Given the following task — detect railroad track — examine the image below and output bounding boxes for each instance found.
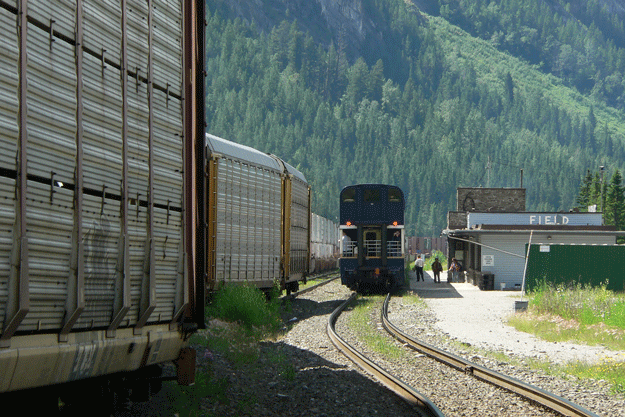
[327,293,444,417]
[327,292,601,416]
[290,271,340,297]
[381,293,600,417]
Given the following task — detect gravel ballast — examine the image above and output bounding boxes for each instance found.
[167,272,624,416]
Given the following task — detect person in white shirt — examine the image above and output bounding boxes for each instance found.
[414,254,424,281]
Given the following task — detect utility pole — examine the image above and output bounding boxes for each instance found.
[600,165,605,221]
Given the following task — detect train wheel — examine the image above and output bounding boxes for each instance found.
[285,281,299,295]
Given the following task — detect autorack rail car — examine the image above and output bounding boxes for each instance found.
[0,0,206,412]
[339,184,406,293]
[310,213,340,273]
[205,133,311,294]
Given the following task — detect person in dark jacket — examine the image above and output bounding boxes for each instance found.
[432,257,442,283]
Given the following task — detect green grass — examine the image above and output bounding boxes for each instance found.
[401,292,427,307]
[507,281,625,395]
[565,356,625,394]
[347,295,408,360]
[266,350,296,381]
[207,283,284,332]
[169,283,293,416]
[167,372,229,417]
[528,281,625,325]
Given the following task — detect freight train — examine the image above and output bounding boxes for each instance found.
[0,0,337,413]
[339,184,406,293]
[205,133,339,293]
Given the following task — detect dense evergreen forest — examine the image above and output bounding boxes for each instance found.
[204,0,625,236]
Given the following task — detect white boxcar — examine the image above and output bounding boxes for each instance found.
[310,213,339,273]
[0,0,204,410]
[206,133,283,289]
[206,134,310,293]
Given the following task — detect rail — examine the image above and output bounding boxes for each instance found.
[327,294,444,417]
[287,272,339,298]
[381,294,600,417]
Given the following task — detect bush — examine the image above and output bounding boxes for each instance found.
[424,250,447,271]
[528,280,625,330]
[208,283,283,332]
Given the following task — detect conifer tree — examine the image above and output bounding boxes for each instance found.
[575,169,593,210]
[605,169,625,230]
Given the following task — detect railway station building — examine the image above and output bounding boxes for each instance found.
[442,187,625,291]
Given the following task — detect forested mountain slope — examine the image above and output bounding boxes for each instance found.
[204,0,625,235]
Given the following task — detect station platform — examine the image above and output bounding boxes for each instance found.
[407,269,454,291]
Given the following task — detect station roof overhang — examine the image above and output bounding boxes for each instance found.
[442,225,625,238]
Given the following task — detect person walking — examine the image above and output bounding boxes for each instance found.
[448,258,461,283]
[432,257,442,283]
[414,254,424,281]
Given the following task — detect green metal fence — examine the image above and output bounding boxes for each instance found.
[525,244,625,292]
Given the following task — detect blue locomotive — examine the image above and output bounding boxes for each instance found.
[339,184,406,293]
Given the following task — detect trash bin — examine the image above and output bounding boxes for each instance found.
[482,273,494,291]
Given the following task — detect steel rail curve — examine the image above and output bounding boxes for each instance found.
[327,293,444,417]
[381,294,600,417]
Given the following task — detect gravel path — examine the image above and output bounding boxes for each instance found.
[411,271,625,365]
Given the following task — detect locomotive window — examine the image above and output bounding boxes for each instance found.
[364,189,380,203]
[342,189,356,202]
[388,189,402,202]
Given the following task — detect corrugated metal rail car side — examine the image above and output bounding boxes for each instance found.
[0,0,205,405]
[280,160,311,293]
[206,134,284,291]
[205,134,311,294]
[310,214,339,273]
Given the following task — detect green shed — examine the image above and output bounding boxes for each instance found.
[524,244,625,292]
